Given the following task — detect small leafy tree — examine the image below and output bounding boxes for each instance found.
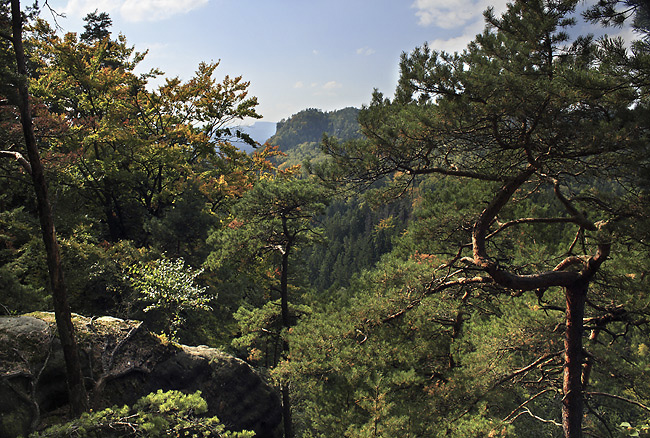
[128,257,213,340]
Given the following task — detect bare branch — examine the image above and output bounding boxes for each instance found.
[473,165,537,269]
[567,228,582,254]
[0,30,13,43]
[586,392,650,413]
[551,179,596,231]
[452,350,562,426]
[380,274,493,324]
[514,407,562,427]
[405,165,505,182]
[493,350,563,388]
[487,216,577,240]
[554,256,587,272]
[42,0,66,32]
[503,388,558,422]
[0,150,32,174]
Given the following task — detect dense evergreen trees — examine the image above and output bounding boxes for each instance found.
[300,1,650,437]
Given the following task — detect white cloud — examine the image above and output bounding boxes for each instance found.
[427,18,485,53]
[356,46,376,56]
[59,0,209,22]
[60,0,120,17]
[294,81,304,89]
[312,49,320,55]
[411,0,507,29]
[322,81,342,90]
[121,0,209,22]
[412,0,509,54]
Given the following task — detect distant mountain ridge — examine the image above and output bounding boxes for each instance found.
[268,107,362,153]
[231,108,361,156]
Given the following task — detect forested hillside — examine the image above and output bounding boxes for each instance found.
[267,107,363,170]
[270,107,362,152]
[1,1,650,438]
[268,107,407,291]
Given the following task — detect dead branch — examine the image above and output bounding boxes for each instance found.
[451,350,563,425]
[0,149,32,174]
[551,179,596,231]
[487,216,577,241]
[510,407,562,427]
[503,388,558,422]
[586,392,650,413]
[380,274,493,324]
[104,322,142,373]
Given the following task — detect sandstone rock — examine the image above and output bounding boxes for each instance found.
[0,313,282,437]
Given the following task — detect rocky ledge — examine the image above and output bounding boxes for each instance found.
[0,313,282,437]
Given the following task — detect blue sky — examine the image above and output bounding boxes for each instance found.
[43,0,631,123]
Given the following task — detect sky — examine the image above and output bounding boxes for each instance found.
[42,0,631,123]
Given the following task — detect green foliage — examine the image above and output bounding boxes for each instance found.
[128,257,213,340]
[269,108,361,153]
[620,421,650,437]
[26,19,263,247]
[207,177,329,276]
[232,299,312,367]
[0,206,48,314]
[31,390,254,437]
[1,9,274,332]
[80,10,112,43]
[2,3,650,437]
[268,107,363,174]
[301,195,409,293]
[286,2,650,436]
[207,177,329,365]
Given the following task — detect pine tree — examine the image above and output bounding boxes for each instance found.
[321,1,648,436]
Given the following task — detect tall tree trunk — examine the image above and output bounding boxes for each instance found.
[10,0,88,416]
[281,384,293,438]
[563,281,587,438]
[280,239,293,438]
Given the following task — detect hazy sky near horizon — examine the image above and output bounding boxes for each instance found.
[43,1,630,123]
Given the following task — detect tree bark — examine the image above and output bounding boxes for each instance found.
[471,169,611,438]
[563,281,587,438]
[281,384,293,438]
[10,0,88,416]
[280,215,293,438]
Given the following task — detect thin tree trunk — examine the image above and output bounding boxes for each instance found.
[277,213,294,438]
[563,281,587,438]
[280,245,293,438]
[10,0,88,416]
[281,385,293,438]
[280,250,291,330]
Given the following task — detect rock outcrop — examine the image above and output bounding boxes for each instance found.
[0,313,282,437]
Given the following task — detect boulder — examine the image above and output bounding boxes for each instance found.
[0,313,282,437]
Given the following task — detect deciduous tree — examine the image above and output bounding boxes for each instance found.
[1,0,88,415]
